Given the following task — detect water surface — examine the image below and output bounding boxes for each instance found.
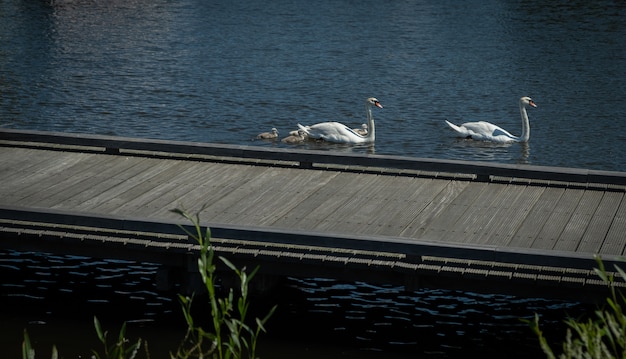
[1,0,625,170]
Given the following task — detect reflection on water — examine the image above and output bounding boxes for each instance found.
[446,138,532,165]
[0,250,593,358]
[518,142,530,165]
[0,0,624,170]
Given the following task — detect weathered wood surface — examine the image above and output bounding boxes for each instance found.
[2,131,624,255]
[1,129,626,301]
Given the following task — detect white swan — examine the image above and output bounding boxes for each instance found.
[257,127,279,139]
[297,97,383,144]
[444,96,537,143]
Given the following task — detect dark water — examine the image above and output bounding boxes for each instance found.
[1,0,625,170]
[0,250,590,358]
[0,0,623,357]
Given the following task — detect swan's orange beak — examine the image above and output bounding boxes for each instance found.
[529,100,537,108]
[375,101,383,109]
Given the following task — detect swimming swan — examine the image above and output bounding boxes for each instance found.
[444,96,537,143]
[297,97,383,144]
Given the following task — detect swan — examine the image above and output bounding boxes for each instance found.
[281,130,306,144]
[444,96,537,143]
[257,127,279,139]
[297,97,383,144]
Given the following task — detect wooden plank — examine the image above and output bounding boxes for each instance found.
[434,182,510,244]
[266,169,345,229]
[481,185,545,246]
[355,176,437,236]
[0,150,98,200]
[270,171,361,231]
[462,183,528,245]
[44,156,154,210]
[507,188,565,248]
[208,167,312,225]
[0,148,57,182]
[316,174,400,234]
[401,180,480,240]
[0,147,23,173]
[577,191,624,254]
[196,166,293,224]
[0,148,57,196]
[294,172,378,233]
[4,153,120,206]
[113,161,259,218]
[74,159,188,212]
[599,196,626,256]
[333,175,400,234]
[157,163,314,223]
[553,190,604,252]
[34,155,169,209]
[248,170,335,227]
[106,161,225,216]
[531,189,585,250]
[22,155,156,210]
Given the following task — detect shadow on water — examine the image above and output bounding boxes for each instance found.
[0,250,595,358]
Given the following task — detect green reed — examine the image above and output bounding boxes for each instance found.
[22,207,275,359]
[169,208,276,359]
[527,255,626,359]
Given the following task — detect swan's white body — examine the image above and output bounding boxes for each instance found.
[257,128,279,139]
[297,97,382,144]
[445,97,537,143]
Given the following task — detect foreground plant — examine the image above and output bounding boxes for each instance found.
[170,208,276,359]
[22,317,143,359]
[528,255,626,359]
[22,208,275,358]
[22,329,56,359]
[92,316,143,359]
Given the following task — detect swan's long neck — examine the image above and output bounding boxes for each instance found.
[365,103,375,141]
[519,102,530,142]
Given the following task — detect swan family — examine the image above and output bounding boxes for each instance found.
[257,96,537,145]
[297,97,382,144]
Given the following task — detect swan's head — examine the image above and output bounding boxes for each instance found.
[366,97,383,109]
[520,97,537,108]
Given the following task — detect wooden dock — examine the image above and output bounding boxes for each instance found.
[1,128,626,303]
